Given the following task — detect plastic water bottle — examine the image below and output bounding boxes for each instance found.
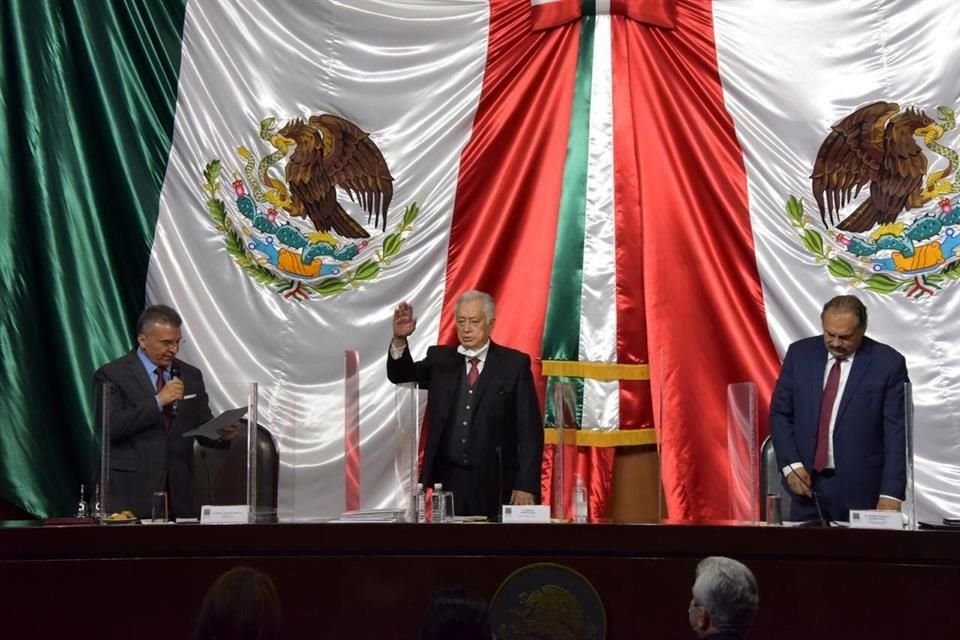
[431,483,444,523]
[415,483,426,523]
[574,474,587,524]
[75,483,89,519]
[93,483,102,521]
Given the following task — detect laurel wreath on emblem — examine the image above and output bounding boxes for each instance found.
[201,115,419,300]
[787,102,960,299]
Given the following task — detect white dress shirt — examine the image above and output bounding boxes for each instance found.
[456,341,490,375]
[389,340,491,376]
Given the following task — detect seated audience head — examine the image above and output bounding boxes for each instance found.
[688,556,758,638]
[195,566,281,640]
[421,585,492,640]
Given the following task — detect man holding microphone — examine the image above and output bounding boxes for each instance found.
[94,304,237,519]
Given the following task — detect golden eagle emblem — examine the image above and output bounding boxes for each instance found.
[278,114,394,239]
[201,113,419,301]
[490,563,605,640]
[812,101,953,232]
[786,100,960,299]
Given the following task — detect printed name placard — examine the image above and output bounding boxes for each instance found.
[849,509,903,530]
[200,504,250,525]
[501,505,551,523]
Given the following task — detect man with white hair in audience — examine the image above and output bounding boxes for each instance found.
[688,556,759,639]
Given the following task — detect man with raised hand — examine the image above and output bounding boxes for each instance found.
[387,291,543,520]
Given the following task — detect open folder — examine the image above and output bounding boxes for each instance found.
[181,406,248,439]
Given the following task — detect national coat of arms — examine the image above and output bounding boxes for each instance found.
[787,101,960,298]
[202,114,418,300]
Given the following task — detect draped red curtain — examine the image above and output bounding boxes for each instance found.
[614,0,779,518]
[438,0,780,520]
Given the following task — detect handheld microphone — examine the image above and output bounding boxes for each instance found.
[170,362,181,416]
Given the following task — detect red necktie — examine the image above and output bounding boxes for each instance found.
[155,367,173,432]
[814,358,844,471]
[467,357,480,387]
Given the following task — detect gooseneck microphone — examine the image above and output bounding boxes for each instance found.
[170,361,181,416]
[811,490,830,528]
[787,468,831,527]
[496,445,503,523]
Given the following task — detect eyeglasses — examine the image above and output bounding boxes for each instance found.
[149,338,187,349]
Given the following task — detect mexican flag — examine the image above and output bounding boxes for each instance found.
[3,0,959,522]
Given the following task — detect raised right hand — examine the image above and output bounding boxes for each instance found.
[392,302,417,345]
[157,378,184,407]
[786,467,813,498]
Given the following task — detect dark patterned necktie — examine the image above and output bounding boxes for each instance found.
[155,367,173,432]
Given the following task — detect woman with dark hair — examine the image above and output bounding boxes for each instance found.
[195,566,281,640]
[421,586,493,640]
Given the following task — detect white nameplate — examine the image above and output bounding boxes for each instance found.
[849,509,903,530]
[501,505,551,523]
[200,504,250,525]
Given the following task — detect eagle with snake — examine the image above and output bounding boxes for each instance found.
[277,114,393,239]
[812,101,953,233]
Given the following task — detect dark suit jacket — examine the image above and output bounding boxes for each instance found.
[386,341,543,513]
[93,350,217,518]
[770,335,908,511]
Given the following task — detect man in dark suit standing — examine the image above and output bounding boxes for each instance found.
[387,291,543,519]
[94,305,237,519]
[770,295,908,522]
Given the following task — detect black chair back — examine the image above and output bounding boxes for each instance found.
[193,421,279,519]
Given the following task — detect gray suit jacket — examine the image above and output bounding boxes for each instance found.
[93,350,216,518]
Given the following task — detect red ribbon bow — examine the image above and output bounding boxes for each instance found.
[530,0,678,31]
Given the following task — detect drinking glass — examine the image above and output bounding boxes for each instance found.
[441,491,455,522]
[151,491,169,522]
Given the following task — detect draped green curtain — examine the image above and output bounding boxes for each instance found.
[0,0,188,517]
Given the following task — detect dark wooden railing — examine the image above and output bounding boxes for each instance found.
[1,520,955,639]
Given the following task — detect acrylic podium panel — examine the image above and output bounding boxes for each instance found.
[392,383,423,522]
[246,381,348,522]
[904,382,916,530]
[251,353,422,523]
[726,382,759,522]
[252,385,345,522]
[546,380,580,520]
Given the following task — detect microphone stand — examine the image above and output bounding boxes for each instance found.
[812,490,831,527]
[495,445,503,523]
[789,469,833,527]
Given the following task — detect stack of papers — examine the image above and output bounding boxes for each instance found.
[336,508,407,523]
[182,407,248,439]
